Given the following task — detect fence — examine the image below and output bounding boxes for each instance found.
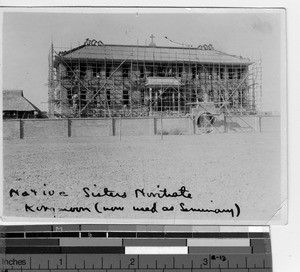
[3,115,281,140]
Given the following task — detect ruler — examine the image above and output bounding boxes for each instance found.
[0,225,272,271]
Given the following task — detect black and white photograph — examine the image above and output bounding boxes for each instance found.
[1,7,287,224]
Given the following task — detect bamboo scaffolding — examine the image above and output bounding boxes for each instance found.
[48,42,262,119]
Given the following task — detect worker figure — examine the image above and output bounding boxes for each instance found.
[72,94,79,110]
[204,92,209,102]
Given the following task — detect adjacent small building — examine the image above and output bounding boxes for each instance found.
[3,90,41,119]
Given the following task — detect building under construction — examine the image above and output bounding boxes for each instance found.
[48,38,262,119]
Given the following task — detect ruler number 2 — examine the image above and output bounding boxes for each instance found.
[129,258,135,266]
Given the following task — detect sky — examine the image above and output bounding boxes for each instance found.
[2,8,285,112]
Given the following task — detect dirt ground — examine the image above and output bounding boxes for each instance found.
[3,132,283,224]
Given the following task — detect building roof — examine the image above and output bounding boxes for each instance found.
[3,90,40,112]
[55,44,252,66]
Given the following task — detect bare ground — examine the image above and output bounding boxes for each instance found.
[3,132,282,224]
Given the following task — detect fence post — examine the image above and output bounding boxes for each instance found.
[150,117,155,135]
[119,116,122,141]
[67,119,72,137]
[259,116,262,132]
[160,115,163,140]
[110,118,115,136]
[20,120,24,139]
[224,115,227,133]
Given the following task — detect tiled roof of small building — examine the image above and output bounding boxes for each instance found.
[55,44,252,65]
[3,90,40,112]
